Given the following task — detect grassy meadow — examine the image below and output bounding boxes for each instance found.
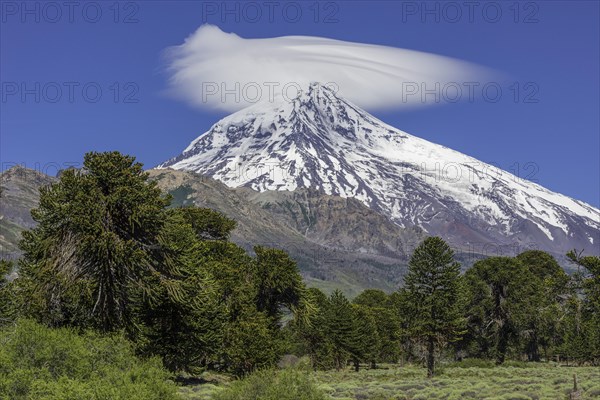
[178,363,600,400]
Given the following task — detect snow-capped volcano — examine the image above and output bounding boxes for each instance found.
[159,83,599,255]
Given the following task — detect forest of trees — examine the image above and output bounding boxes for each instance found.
[0,151,599,394]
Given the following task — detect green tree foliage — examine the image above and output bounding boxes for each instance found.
[135,207,228,372]
[176,206,237,241]
[191,239,277,376]
[134,204,290,375]
[353,289,389,308]
[353,289,401,365]
[0,260,14,325]
[563,250,600,364]
[401,237,464,377]
[201,241,255,322]
[200,242,309,375]
[11,151,310,377]
[223,309,281,376]
[515,250,570,361]
[16,152,172,332]
[348,304,379,371]
[558,295,590,363]
[289,288,388,372]
[201,245,310,376]
[9,149,599,382]
[463,257,535,365]
[252,246,307,322]
[326,290,355,371]
[517,250,569,289]
[0,319,177,400]
[288,288,335,370]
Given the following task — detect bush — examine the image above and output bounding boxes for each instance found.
[0,319,177,400]
[213,368,326,400]
[442,358,496,369]
[502,360,535,368]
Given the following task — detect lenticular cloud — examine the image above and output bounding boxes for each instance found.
[165,25,491,112]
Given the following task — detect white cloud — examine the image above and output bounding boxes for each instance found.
[164,25,493,112]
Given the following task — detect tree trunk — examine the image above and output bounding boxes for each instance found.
[527,333,540,362]
[496,340,506,365]
[496,323,509,365]
[427,336,435,378]
[493,283,510,365]
[353,358,360,372]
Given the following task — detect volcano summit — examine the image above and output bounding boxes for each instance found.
[159,83,600,256]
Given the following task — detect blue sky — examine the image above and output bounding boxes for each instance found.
[1,1,599,207]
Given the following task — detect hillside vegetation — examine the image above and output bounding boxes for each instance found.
[0,319,177,400]
[1,151,598,400]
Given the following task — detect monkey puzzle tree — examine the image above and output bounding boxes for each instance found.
[353,289,402,365]
[463,256,534,364]
[349,304,379,371]
[135,207,231,372]
[252,246,307,323]
[17,151,172,332]
[516,250,570,361]
[565,250,600,364]
[401,237,465,377]
[327,290,355,371]
[289,287,335,370]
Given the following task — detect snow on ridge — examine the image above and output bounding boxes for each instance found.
[159,83,600,244]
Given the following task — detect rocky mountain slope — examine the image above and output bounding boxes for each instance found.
[241,188,424,259]
[159,83,599,256]
[148,169,425,295]
[3,165,591,293]
[0,166,426,295]
[0,166,56,258]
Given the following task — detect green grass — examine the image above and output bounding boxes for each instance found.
[178,363,600,400]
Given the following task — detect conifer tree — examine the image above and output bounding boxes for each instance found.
[566,250,600,363]
[17,151,172,332]
[353,289,401,365]
[327,290,355,371]
[516,250,569,361]
[252,246,306,322]
[463,257,533,364]
[349,304,379,371]
[402,237,464,377]
[291,287,335,370]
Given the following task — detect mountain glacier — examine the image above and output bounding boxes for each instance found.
[159,83,599,256]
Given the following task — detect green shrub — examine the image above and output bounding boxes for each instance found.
[213,368,326,400]
[502,360,535,368]
[440,358,496,371]
[0,319,177,400]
